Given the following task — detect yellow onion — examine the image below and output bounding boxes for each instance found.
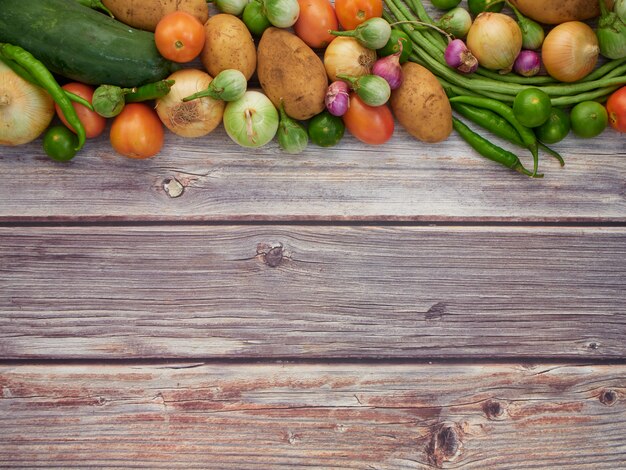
[466,12,523,73]
[155,68,225,138]
[323,37,377,82]
[0,60,55,146]
[542,21,599,83]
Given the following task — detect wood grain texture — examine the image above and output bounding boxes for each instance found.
[1,126,624,222]
[1,362,624,469]
[2,225,624,359]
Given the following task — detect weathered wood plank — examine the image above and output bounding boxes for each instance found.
[1,126,624,222]
[0,362,624,469]
[2,225,624,359]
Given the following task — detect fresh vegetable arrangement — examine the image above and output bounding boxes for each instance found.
[0,0,624,178]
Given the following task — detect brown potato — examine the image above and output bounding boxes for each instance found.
[390,62,452,144]
[102,0,209,31]
[257,28,328,121]
[200,14,256,81]
[509,0,613,24]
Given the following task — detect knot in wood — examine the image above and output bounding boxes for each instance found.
[599,389,618,406]
[427,423,462,468]
[483,399,505,420]
[163,177,184,198]
[264,246,284,268]
[425,302,447,320]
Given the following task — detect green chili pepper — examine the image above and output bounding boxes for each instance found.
[0,56,94,111]
[124,79,175,103]
[452,117,539,178]
[0,43,86,151]
[452,101,525,147]
[92,79,175,117]
[451,101,565,167]
[449,95,540,176]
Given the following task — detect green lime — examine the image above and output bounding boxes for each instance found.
[377,30,412,64]
[570,101,608,138]
[431,0,462,9]
[468,0,504,15]
[513,88,552,128]
[242,0,270,37]
[534,107,570,144]
[308,111,345,147]
[42,125,78,162]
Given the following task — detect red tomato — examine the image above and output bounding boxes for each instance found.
[342,93,394,145]
[293,0,339,49]
[55,82,106,139]
[606,86,626,133]
[110,103,164,159]
[154,11,205,63]
[334,0,383,31]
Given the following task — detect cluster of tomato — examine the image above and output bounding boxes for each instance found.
[49,0,396,160]
[155,0,396,147]
[294,0,395,145]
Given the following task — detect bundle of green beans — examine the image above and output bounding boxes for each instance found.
[383,0,626,106]
[382,0,626,177]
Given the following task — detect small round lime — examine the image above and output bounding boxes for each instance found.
[534,107,570,144]
[308,111,345,147]
[513,88,552,128]
[42,126,78,162]
[570,101,608,138]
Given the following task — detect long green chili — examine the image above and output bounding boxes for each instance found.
[452,117,538,177]
[449,95,540,176]
[0,55,94,111]
[0,43,86,151]
[451,100,565,166]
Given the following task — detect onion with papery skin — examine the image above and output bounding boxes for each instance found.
[513,50,541,77]
[542,21,599,83]
[372,50,403,90]
[445,39,478,74]
[156,68,225,138]
[323,37,377,82]
[0,60,55,146]
[466,12,523,73]
[325,81,350,116]
[223,90,279,148]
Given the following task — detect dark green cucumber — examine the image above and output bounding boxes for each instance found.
[0,0,178,87]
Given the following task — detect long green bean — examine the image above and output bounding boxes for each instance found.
[384,0,626,104]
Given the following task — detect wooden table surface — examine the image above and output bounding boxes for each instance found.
[1,3,626,468]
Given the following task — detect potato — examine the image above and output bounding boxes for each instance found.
[201,14,256,81]
[390,62,452,144]
[509,0,613,24]
[102,0,209,31]
[256,28,328,121]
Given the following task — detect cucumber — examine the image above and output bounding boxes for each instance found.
[0,0,178,87]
